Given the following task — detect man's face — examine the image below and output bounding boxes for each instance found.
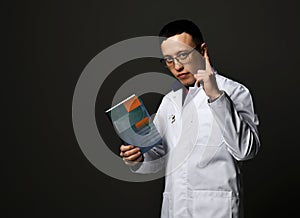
[161,32,203,86]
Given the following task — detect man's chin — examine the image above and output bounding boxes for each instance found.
[178,78,195,87]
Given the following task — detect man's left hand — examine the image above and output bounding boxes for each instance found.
[194,58,222,101]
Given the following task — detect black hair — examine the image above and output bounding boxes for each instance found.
[159,19,204,46]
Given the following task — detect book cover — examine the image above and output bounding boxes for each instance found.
[105,94,162,154]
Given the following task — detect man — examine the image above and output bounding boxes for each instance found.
[120,19,260,218]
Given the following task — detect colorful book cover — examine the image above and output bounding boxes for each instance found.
[105,94,162,154]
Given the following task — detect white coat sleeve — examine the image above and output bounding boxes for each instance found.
[208,85,260,161]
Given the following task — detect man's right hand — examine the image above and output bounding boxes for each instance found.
[120,145,143,166]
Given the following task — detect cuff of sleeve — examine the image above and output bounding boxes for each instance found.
[208,90,225,104]
[129,155,144,172]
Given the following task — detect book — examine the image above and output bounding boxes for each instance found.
[105,94,162,154]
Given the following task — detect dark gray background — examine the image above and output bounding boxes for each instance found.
[4,0,300,217]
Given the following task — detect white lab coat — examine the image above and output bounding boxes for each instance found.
[132,72,260,218]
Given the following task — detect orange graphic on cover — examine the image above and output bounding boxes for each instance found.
[123,96,141,112]
[135,117,150,129]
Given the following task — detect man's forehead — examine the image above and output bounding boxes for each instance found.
[161,32,195,54]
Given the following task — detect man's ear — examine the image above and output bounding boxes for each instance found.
[200,42,209,58]
[199,42,207,56]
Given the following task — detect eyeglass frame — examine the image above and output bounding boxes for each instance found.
[160,44,201,68]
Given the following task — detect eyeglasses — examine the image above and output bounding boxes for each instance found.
[160,44,200,68]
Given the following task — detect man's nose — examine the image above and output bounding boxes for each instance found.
[174,59,183,71]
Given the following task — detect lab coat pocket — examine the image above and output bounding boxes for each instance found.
[161,192,172,218]
[192,190,232,218]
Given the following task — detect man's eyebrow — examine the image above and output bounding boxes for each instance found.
[163,48,191,57]
[175,49,190,54]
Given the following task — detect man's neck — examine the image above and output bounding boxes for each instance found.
[184,82,196,90]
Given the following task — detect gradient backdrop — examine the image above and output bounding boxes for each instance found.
[4,0,300,217]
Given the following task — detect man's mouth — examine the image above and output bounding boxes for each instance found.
[177,73,189,79]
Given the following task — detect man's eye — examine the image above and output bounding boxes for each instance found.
[178,53,188,59]
[165,57,174,63]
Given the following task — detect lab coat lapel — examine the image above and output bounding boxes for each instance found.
[170,81,186,110]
